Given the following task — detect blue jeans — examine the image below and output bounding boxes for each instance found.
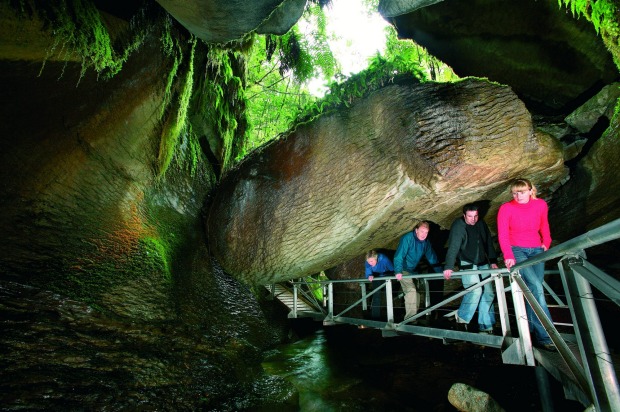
[512,246,553,345]
[456,262,495,331]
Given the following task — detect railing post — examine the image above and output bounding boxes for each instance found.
[292,283,298,319]
[423,279,430,314]
[386,279,394,324]
[511,272,536,366]
[494,272,511,338]
[559,254,620,412]
[328,282,334,318]
[323,283,327,307]
[360,282,368,311]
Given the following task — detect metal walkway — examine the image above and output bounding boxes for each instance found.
[265,281,325,320]
[275,218,620,412]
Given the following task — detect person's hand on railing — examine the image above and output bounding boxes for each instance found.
[505,259,516,269]
[443,269,452,280]
[368,275,374,282]
[395,273,402,281]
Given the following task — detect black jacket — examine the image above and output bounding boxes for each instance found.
[444,218,497,270]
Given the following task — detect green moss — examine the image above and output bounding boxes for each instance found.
[8,0,154,81]
[139,236,171,279]
[157,37,196,178]
[199,43,249,171]
[559,0,620,70]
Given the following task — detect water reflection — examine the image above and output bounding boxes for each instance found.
[263,330,365,411]
[263,325,584,412]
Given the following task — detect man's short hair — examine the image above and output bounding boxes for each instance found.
[462,203,479,214]
[414,221,430,230]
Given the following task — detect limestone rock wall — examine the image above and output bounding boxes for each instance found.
[0,5,292,409]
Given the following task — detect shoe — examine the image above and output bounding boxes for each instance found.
[454,314,468,331]
[478,330,493,335]
[455,313,468,324]
[536,342,557,352]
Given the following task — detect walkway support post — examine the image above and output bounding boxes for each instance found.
[513,272,591,397]
[292,283,298,319]
[327,282,334,320]
[559,253,620,412]
[360,282,368,311]
[510,273,536,366]
[494,273,511,338]
[385,279,394,324]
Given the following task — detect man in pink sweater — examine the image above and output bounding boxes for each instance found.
[497,178,555,351]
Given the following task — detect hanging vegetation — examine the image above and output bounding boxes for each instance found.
[559,0,620,69]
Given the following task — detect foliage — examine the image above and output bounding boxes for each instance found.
[243,5,457,157]
[291,52,427,128]
[157,37,196,178]
[383,26,457,82]
[9,0,154,81]
[243,3,338,157]
[559,0,620,69]
[200,43,249,171]
[245,35,316,153]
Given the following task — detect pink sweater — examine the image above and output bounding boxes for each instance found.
[497,198,552,260]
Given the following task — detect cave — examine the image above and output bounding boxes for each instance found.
[1,0,619,410]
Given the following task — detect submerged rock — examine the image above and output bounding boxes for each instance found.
[448,382,505,412]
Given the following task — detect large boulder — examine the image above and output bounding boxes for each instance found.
[207,78,566,284]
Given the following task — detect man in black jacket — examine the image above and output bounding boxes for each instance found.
[443,204,498,333]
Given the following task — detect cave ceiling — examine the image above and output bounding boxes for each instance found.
[155,0,619,117]
[379,0,619,117]
[155,0,306,43]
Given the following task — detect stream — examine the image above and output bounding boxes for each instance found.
[262,323,584,411]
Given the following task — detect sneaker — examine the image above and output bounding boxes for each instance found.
[455,313,468,324]
[478,330,493,335]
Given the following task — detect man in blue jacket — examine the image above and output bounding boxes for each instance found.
[365,250,394,320]
[394,221,443,321]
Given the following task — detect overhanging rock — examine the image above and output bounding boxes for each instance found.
[207,78,566,284]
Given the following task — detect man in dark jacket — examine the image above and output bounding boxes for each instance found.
[443,204,498,333]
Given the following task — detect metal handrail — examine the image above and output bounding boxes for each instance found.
[511,218,620,272]
[508,217,620,412]
[287,218,620,410]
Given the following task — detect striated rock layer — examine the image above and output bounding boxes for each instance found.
[208,78,567,284]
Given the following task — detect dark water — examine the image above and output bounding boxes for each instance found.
[262,324,584,411]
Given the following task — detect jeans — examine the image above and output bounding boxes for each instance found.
[456,262,496,331]
[512,246,553,345]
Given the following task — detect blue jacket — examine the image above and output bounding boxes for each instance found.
[365,253,394,279]
[393,231,442,274]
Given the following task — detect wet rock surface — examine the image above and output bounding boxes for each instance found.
[0,279,296,410]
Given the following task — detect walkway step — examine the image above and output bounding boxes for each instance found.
[266,284,316,313]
